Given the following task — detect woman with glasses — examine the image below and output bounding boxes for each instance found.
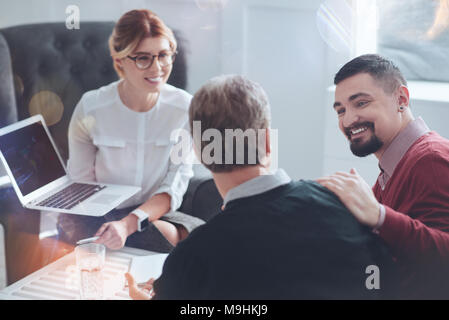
[57,9,202,252]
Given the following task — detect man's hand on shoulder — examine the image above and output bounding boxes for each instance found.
[316,168,380,227]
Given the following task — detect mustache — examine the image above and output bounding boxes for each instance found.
[344,122,374,138]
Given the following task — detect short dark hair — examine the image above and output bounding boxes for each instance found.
[334,54,407,94]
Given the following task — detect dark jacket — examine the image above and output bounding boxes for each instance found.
[153,180,397,299]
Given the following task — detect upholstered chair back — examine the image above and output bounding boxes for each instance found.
[0,22,188,162]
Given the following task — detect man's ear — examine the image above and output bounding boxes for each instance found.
[265,127,271,155]
[397,85,410,107]
[258,127,271,168]
[193,141,201,163]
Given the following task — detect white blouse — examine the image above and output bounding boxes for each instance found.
[67,80,194,210]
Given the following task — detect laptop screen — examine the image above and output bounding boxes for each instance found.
[0,121,66,196]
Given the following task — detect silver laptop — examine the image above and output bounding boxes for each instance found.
[0,114,141,216]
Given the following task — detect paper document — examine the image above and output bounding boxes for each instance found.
[128,253,169,283]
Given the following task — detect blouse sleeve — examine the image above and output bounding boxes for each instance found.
[67,98,97,182]
[153,120,194,211]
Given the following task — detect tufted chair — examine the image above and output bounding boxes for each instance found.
[0,22,221,285]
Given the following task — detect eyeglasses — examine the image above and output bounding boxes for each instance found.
[127,51,177,70]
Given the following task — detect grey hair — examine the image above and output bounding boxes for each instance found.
[189,74,271,173]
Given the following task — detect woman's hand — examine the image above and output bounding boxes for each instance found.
[95,220,129,250]
[125,272,155,300]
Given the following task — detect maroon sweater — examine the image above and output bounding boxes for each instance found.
[373,131,449,298]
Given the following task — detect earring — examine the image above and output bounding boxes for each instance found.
[399,105,405,111]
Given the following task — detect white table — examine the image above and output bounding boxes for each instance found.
[0,246,156,300]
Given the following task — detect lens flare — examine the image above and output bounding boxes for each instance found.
[195,0,228,12]
[316,0,354,53]
[426,0,449,40]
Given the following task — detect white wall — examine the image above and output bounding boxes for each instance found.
[219,0,329,179]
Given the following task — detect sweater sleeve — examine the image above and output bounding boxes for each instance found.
[378,152,449,261]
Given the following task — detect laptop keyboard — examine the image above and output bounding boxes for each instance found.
[36,183,107,210]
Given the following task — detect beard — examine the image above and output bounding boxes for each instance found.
[345,122,384,157]
[350,135,383,157]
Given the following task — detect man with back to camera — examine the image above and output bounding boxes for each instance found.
[125,74,396,300]
[317,54,449,299]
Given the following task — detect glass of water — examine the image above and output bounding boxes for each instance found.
[75,243,106,300]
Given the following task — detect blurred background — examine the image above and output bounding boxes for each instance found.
[1,0,448,184]
[0,0,449,290]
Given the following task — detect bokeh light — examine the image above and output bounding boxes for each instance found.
[426,0,449,40]
[28,90,64,126]
[80,115,96,133]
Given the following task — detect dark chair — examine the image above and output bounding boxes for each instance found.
[0,22,221,285]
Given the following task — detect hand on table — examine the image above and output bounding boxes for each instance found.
[125,272,155,300]
[95,220,128,250]
[316,168,380,228]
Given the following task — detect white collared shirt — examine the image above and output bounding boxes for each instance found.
[223,169,292,207]
[67,80,193,210]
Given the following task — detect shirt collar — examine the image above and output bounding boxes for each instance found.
[223,169,292,207]
[379,117,430,178]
